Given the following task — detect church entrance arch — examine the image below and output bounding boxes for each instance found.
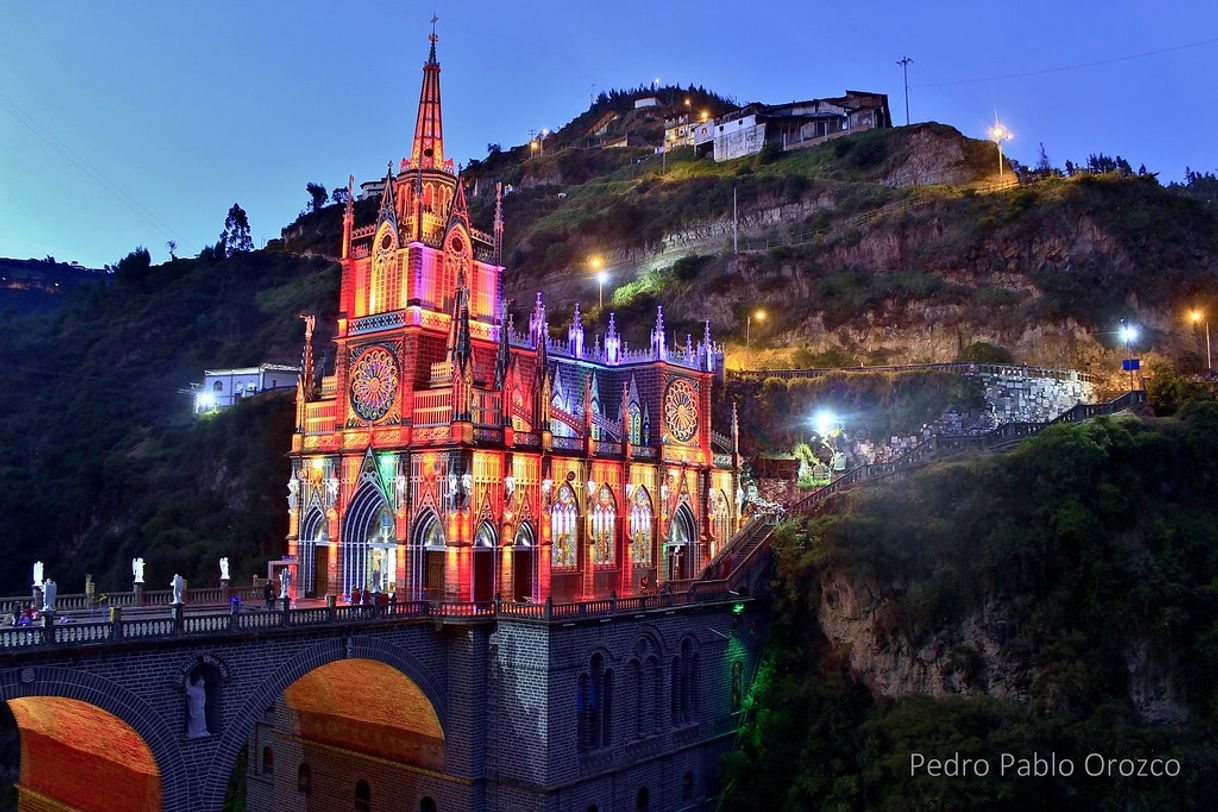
[344,481,397,597]
[665,504,697,581]
[298,507,329,598]
[472,522,497,603]
[511,522,537,602]
[411,510,447,600]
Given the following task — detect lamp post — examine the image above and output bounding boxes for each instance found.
[590,257,605,308]
[746,309,766,349]
[1120,320,1139,391]
[988,124,1014,178]
[1191,309,1212,373]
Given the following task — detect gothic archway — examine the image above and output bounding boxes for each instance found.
[298,506,329,599]
[511,522,537,602]
[411,509,446,600]
[343,481,396,596]
[665,504,697,581]
[472,521,497,603]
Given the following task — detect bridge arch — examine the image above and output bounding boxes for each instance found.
[201,634,448,811]
[0,664,191,811]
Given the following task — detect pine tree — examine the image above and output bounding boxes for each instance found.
[306,183,328,213]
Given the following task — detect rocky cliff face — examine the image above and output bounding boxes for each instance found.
[818,570,1191,724]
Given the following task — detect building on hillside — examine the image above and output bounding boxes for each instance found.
[694,91,892,161]
[287,32,741,605]
[664,110,706,149]
[195,364,300,413]
[633,95,660,108]
[602,133,652,149]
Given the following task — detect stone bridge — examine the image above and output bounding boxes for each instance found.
[2,591,765,812]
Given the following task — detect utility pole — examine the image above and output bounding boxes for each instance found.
[897,56,913,126]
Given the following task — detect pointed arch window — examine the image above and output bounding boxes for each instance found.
[590,485,616,566]
[711,489,733,552]
[551,484,578,569]
[629,487,654,567]
[628,403,642,445]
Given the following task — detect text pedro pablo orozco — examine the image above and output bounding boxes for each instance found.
[909,752,1181,779]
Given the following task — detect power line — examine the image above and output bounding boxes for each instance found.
[914,35,1218,88]
[0,90,182,244]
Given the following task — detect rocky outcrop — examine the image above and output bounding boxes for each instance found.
[818,571,1036,700]
[819,571,1191,724]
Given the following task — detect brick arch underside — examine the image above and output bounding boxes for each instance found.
[200,634,449,811]
[0,666,190,812]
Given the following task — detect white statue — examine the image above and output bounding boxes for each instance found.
[185,673,208,737]
[219,557,230,581]
[324,476,339,507]
[287,477,300,512]
[171,573,185,604]
[279,568,292,600]
[132,557,145,585]
[41,579,56,612]
[394,473,407,507]
[32,561,44,589]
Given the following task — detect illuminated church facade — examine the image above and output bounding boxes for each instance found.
[286,31,739,606]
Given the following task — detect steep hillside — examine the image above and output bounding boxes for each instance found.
[0,250,338,594]
[280,122,1218,377]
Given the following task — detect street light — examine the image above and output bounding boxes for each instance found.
[590,257,606,308]
[988,123,1014,177]
[1120,320,1139,391]
[746,309,766,349]
[1190,309,1213,373]
[811,409,838,437]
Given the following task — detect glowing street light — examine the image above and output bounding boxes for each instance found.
[1190,309,1212,372]
[590,256,606,308]
[1119,320,1140,391]
[988,123,1014,177]
[196,391,216,413]
[746,309,766,349]
[811,409,838,437]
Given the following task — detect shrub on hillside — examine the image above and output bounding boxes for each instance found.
[956,341,1014,363]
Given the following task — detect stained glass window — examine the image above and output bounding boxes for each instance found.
[664,379,699,443]
[629,487,653,567]
[628,403,642,445]
[551,484,577,569]
[591,485,616,566]
[350,347,399,422]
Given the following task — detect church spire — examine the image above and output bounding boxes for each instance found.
[410,20,446,171]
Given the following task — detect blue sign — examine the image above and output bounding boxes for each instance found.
[1122,359,1141,371]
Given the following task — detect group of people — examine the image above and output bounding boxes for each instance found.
[8,604,39,626]
[349,587,393,606]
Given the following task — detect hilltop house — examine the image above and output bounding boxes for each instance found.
[194,364,301,413]
[694,91,892,161]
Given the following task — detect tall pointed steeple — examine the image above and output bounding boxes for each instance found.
[494,299,512,390]
[410,19,446,171]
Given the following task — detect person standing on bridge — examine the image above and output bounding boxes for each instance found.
[263,579,274,610]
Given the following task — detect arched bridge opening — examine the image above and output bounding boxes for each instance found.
[242,657,453,812]
[2,696,161,811]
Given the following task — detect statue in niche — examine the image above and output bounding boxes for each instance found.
[132,557,145,585]
[287,476,300,512]
[185,672,209,737]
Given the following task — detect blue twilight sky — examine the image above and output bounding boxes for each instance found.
[1,1,1216,268]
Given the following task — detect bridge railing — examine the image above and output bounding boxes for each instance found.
[727,361,1098,385]
[0,586,744,650]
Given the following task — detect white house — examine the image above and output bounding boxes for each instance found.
[195,363,301,413]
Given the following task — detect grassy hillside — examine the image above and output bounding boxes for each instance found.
[723,404,1218,810]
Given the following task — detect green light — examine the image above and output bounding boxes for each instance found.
[733,602,745,615]
[379,454,396,478]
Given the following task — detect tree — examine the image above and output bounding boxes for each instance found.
[219,203,254,255]
[330,186,350,206]
[165,240,178,260]
[114,246,152,286]
[306,182,328,213]
[1036,143,1051,172]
